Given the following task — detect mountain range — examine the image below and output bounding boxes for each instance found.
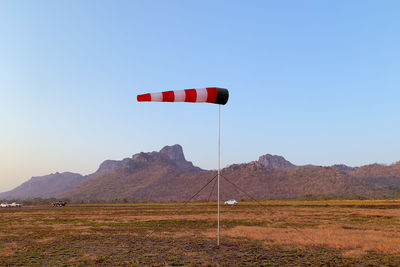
[1,144,400,202]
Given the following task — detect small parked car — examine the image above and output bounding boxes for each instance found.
[224,199,238,205]
[1,203,9,208]
[9,202,23,207]
[52,201,67,207]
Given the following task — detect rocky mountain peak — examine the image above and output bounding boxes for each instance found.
[331,164,355,173]
[258,154,295,170]
[94,158,131,176]
[128,145,201,173]
[159,144,186,162]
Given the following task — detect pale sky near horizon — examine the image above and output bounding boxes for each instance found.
[1,1,400,192]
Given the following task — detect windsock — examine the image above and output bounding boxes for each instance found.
[137,87,229,105]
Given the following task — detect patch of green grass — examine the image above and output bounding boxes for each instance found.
[41,218,101,226]
[109,219,216,232]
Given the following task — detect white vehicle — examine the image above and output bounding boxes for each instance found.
[9,202,23,208]
[1,203,9,208]
[224,199,238,205]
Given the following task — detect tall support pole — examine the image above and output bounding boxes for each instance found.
[217,104,221,246]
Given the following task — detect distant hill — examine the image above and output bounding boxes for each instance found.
[62,147,400,202]
[61,145,203,202]
[350,162,400,178]
[217,162,391,201]
[0,172,84,199]
[2,145,400,202]
[0,157,133,200]
[350,162,400,189]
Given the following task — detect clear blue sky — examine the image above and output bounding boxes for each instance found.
[1,1,399,192]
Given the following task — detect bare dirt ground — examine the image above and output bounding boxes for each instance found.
[1,200,400,266]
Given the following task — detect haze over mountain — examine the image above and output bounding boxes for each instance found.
[0,172,85,199]
[0,158,132,200]
[2,145,400,202]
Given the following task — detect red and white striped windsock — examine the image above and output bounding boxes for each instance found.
[137,87,229,105]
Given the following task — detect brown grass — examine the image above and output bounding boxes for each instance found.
[68,253,98,264]
[36,237,57,245]
[0,242,18,257]
[1,201,400,265]
[208,225,400,254]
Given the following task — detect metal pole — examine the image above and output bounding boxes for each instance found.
[217,104,220,246]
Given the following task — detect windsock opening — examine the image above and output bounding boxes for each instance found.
[214,88,229,105]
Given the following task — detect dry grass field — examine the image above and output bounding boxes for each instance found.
[1,200,400,266]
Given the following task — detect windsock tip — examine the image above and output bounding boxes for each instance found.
[137,93,151,102]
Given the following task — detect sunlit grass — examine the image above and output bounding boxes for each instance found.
[1,200,400,265]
